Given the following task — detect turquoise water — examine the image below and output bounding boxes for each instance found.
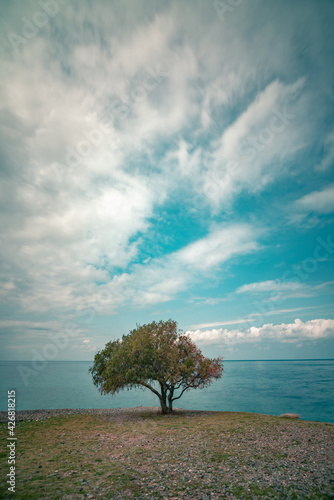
[1,360,333,423]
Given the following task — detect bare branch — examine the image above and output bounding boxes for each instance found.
[140,381,162,399]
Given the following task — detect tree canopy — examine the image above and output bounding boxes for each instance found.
[89,319,223,413]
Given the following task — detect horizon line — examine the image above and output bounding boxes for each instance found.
[1,358,333,362]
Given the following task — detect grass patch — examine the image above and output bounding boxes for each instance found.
[0,411,333,498]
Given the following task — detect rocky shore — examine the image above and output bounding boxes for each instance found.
[1,408,333,498]
[0,406,187,423]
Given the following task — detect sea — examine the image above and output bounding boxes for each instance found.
[1,359,333,423]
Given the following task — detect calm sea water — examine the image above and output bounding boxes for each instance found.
[1,360,333,423]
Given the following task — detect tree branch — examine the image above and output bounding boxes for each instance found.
[140,381,162,399]
[172,369,207,401]
[172,384,191,402]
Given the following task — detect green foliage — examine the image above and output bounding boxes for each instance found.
[89,319,223,413]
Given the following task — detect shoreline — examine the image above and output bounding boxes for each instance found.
[0,406,207,423]
[1,406,333,424]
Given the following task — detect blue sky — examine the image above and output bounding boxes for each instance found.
[0,0,334,362]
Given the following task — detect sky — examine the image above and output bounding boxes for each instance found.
[0,0,333,362]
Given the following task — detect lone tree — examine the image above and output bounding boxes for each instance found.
[89,319,223,414]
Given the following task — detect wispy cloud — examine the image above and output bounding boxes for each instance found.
[236,280,305,294]
[97,223,260,309]
[235,280,334,299]
[188,297,227,306]
[175,224,259,271]
[188,307,314,330]
[294,184,334,215]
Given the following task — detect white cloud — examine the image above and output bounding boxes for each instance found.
[7,222,258,315]
[294,184,334,214]
[188,307,314,330]
[0,6,205,319]
[220,79,284,159]
[0,170,159,313]
[0,0,333,335]
[235,279,312,299]
[236,279,305,294]
[235,279,334,300]
[201,77,308,210]
[176,224,258,271]
[189,318,258,329]
[94,223,259,309]
[187,318,334,345]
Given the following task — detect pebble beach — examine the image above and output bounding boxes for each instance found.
[0,406,168,423]
[1,407,333,498]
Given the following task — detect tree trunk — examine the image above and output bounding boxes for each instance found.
[168,388,174,414]
[159,383,172,414]
[160,397,169,414]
